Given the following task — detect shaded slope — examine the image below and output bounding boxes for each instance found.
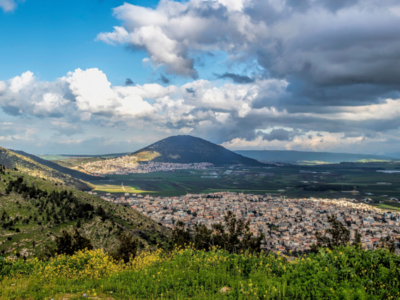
[13,150,105,181]
[132,135,265,166]
[236,150,395,163]
[0,147,90,190]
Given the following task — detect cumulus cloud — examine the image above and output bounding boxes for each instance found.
[2,67,400,154]
[98,0,400,108]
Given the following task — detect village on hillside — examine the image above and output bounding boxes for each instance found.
[81,155,213,175]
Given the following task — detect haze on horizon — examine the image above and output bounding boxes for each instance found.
[1,0,400,156]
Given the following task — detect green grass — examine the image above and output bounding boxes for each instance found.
[372,201,400,212]
[1,246,400,299]
[92,184,152,194]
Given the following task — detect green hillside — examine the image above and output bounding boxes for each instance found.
[12,150,104,182]
[0,164,169,258]
[0,147,91,190]
[132,135,265,166]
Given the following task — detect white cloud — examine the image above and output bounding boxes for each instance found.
[0,0,16,12]
[0,81,6,94]
[9,71,34,93]
[32,93,69,116]
[66,68,117,113]
[1,68,400,153]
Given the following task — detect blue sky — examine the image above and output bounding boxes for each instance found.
[1,0,400,155]
[0,0,235,86]
[0,0,163,85]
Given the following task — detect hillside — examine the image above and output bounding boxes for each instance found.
[132,135,265,166]
[12,150,105,181]
[236,150,395,163]
[0,164,169,258]
[0,147,90,190]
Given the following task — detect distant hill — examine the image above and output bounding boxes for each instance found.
[0,147,90,190]
[13,150,104,182]
[235,150,396,163]
[132,135,265,166]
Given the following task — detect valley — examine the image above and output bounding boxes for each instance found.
[83,162,400,205]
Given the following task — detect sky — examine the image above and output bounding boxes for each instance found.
[1,0,400,155]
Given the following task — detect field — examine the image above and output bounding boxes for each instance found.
[86,162,400,203]
[89,167,284,197]
[1,246,400,299]
[91,183,152,194]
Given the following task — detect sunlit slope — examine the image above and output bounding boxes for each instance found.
[0,165,169,257]
[131,135,265,166]
[0,147,90,190]
[13,149,105,181]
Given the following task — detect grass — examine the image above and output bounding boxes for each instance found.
[91,184,152,194]
[372,202,400,212]
[1,246,400,299]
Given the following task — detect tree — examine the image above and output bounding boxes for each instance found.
[352,230,362,249]
[311,215,350,252]
[111,232,138,263]
[169,211,265,254]
[55,229,93,256]
[169,221,192,249]
[377,236,396,253]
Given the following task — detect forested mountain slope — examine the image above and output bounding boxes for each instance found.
[0,164,169,258]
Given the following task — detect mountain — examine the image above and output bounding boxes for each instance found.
[235,150,396,163]
[131,135,265,166]
[0,164,169,258]
[0,147,90,190]
[13,150,104,182]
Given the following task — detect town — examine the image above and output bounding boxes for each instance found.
[80,155,214,175]
[91,191,400,254]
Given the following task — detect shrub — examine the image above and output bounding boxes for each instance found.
[55,229,93,256]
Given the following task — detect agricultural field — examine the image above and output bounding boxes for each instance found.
[88,166,286,197]
[88,162,400,204]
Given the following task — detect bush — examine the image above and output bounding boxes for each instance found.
[110,232,138,263]
[55,229,93,256]
[170,211,265,253]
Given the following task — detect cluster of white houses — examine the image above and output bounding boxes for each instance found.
[81,155,213,175]
[92,191,400,253]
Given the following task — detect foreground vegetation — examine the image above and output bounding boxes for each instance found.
[1,245,399,299]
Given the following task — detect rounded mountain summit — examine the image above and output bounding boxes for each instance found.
[131,135,264,166]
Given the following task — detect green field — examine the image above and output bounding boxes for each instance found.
[92,183,152,194]
[89,167,287,196]
[88,162,400,209]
